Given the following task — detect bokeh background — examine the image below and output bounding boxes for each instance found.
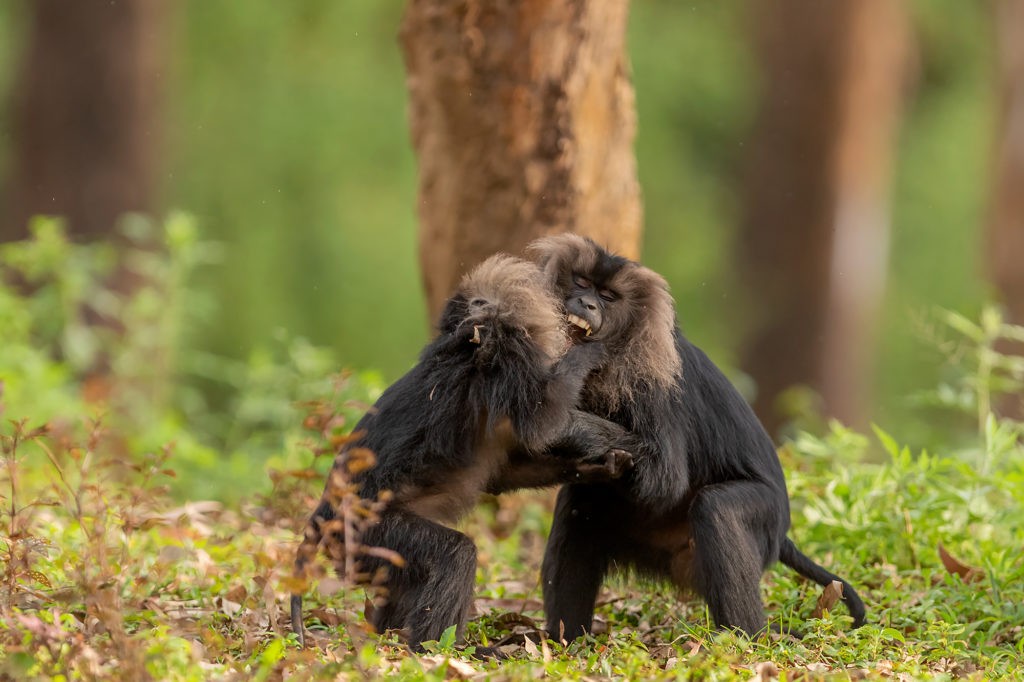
[0,1,1015,467]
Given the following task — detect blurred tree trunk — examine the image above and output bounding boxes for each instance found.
[400,0,642,320]
[988,0,1024,417]
[2,0,167,243]
[737,0,909,437]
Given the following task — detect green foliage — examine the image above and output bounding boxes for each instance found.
[0,289,1022,677]
[0,218,383,502]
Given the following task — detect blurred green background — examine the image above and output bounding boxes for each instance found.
[0,0,999,444]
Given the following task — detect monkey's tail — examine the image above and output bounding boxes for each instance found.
[779,538,866,628]
[290,593,305,647]
[290,517,325,648]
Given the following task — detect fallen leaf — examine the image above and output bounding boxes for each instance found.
[216,596,242,617]
[310,607,343,627]
[750,661,779,681]
[493,611,539,629]
[263,579,278,630]
[938,544,985,583]
[224,584,248,604]
[811,580,844,619]
[421,655,478,679]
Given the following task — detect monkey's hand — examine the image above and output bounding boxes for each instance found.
[559,338,607,373]
[572,448,634,483]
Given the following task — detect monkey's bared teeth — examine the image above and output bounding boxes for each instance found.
[566,314,592,334]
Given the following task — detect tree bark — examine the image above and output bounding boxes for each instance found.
[2,0,167,243]
[738,0,908,436]
[988,0,1024,416]
[400,0,642,320]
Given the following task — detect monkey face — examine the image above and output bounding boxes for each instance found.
[564,271,615,341]
[526,234,682,399]
[531,235,642,347]
[440,254,569,361]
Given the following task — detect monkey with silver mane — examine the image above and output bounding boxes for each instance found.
[528,234,866,640]
[290,254,633,652]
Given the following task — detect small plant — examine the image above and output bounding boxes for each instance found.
[281,380,405,650]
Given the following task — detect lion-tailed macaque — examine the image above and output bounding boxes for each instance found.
[291,254,634,652]
[528,235,866,641]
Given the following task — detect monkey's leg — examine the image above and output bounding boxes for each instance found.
[364,511,478,648]
[687,481,785,635]
[541,485,611,641]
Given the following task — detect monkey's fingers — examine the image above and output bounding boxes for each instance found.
[571,448,635,482]
[608,448,635,474]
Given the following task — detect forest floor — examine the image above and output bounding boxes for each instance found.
[1,411,1022,681]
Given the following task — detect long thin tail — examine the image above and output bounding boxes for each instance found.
[291,502,333,647]
[290,593,306,647]
[290,542,314,647]
[779,538,866,627]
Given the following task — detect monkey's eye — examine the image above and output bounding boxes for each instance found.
[573,274,591,289]
[599,289,617,303]
[470,298,488,307]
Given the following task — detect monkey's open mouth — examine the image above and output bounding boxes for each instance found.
[567,314,593,338]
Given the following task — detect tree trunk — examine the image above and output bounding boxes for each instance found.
[400,0,642,320]
[988,0,1024,417]
[737,0,908,436]
[2,0,167,243]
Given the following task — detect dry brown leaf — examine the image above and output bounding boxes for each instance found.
[262,579,278,630]
[310,607,343,627]
[522,636,541,658]
[421,655,478,679]
[493,611,539,629]
[938,544,985,583]
[140,501,223,533]
[216,596,242,618]
[811,580,844,619]
[750,661,779,681]
[224,584,248,604]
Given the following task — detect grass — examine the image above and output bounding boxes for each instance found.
[1,223,1023,680]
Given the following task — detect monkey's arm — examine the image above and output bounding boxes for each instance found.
[545,410,640,460]
[512,342,607,449]
[485,411,638,495]
[484,447,633,494]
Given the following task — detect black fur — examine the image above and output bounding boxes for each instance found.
[533,237,866,640]
[291,257,633,649]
